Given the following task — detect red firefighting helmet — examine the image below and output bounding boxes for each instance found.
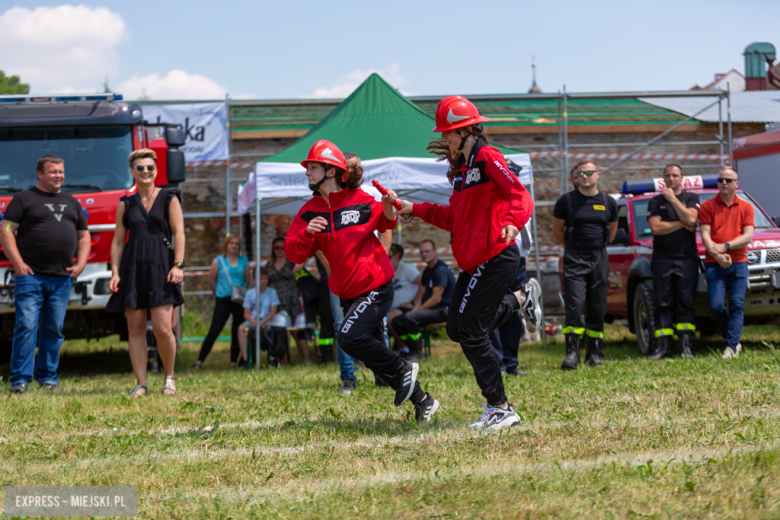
[432,95,490,133]
[300,140,348,172]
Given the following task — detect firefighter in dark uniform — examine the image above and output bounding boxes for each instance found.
[553,161,618,369]
[646,164,700,359]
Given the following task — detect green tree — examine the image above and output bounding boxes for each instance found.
[0,70,30,95]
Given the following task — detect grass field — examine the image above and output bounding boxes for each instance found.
[2,323,780,519]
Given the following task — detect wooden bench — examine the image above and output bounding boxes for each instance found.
[422,322,447,359]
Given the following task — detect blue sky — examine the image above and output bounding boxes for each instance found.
[0,0,778,100]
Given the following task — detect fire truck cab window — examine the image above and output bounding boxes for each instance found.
[0,126,134,193]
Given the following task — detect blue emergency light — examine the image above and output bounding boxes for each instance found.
[0,94,124,103]
[620,174,719,195]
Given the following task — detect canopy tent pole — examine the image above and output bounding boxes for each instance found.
[529,173,546,349]
[254,193,262,370]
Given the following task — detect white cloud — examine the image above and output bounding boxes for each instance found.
[308,64,411,98]
[116,70,228,100]
[0,5,126,93]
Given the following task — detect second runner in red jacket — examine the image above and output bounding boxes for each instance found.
[285,140,439,423]
[398,96,542,430]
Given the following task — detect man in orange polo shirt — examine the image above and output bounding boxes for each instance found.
[699,167,755,359]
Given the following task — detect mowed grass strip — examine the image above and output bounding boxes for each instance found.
[1,323,779,519]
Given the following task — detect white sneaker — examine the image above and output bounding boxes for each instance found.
[467,404,521,430]
[518,279,542,334]
[736,343,742,355]
[722,347,737,359]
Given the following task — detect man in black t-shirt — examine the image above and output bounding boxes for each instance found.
[0,155,90,393]
[391,240,456,361]
[553,160,618,370]
[646,164,701,360]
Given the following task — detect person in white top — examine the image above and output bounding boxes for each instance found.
[386,243,423,355]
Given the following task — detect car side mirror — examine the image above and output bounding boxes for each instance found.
[611,228,628,246]
[773,216,780,227]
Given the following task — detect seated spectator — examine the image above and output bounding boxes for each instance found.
[267,236,309,362]
[390,240,455,361]
[387,243,422,354]
[238,267,286,366]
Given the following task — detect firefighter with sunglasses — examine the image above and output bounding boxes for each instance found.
[552,161,618,369]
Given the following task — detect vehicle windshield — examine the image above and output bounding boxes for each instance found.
[633,192,775,240]
[0,126,134,193]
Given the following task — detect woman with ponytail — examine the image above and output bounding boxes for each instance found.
[284,140,439,423]
[398,96,542,430]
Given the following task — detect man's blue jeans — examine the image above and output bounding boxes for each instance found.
[331,289,388,381]
[10,274,74,385]
[705,261,748,351]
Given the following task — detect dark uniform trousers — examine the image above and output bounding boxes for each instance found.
[339,281,426,405]
[490,257,528,371]
[446,245,521,406]
[651,257,698,338]
[563,247,609,339]
[391,306,448,356]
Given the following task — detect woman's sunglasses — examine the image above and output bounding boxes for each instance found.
[134,165,157,172]
[717,177,735,184]
[577,170,598,177]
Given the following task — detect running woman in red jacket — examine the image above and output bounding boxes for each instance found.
[284,140,439,423]
[398,96,541,430]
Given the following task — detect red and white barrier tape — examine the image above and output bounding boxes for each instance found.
[185,161,255,168]
[403,245,562,255]
[528,151,730,160]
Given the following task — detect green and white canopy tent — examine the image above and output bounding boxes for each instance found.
[237,74,546,364]
[237,73,534,214]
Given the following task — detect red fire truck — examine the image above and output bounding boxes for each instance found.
[0,94,185,360]
[560,174,780,355]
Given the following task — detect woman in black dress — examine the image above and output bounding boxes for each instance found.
[107,149,185,397]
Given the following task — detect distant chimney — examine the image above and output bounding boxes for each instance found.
[744,42,777,91]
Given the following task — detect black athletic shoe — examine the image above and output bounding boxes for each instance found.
[504,367,529,377]
[339,378,357,395]
[10,382,27,394]
[394,362,419,406]
[414,394,440,423]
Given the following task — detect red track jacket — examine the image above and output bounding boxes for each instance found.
[413,142,534,274]
[284,187,397,299]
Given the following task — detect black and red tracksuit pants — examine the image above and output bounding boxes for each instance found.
[447,245,521,406]
[339,281,426,405]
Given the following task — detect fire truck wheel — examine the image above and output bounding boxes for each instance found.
[633,282,657,356]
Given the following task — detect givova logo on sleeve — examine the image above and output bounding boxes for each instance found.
[334,203,371,231]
